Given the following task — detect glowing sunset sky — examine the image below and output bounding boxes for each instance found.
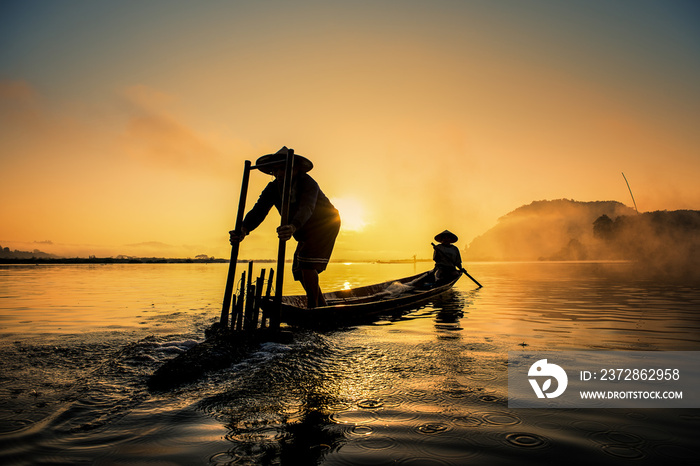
[1,0,698,260]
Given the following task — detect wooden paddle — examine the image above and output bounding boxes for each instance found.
[219,160,252,326]
[431,242,482,288]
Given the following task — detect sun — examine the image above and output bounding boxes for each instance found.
[331,197,368,232]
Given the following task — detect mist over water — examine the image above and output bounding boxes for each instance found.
[1,262,699,464]
[466,201,700,285]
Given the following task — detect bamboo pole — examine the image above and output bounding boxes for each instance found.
[220,160,252,326]
[622,172,639,213]
[270,149,295,330]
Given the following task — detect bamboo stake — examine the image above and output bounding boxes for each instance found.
[260,268,275,329]
[247,260,254,291]
[252,269,266,329]
[244,282,256,331]
[243,261,255,330]
[234,270,246,331]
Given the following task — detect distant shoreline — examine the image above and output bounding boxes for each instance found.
[0,257,631,265]
[0,257,229,264]
[0,257,431,265]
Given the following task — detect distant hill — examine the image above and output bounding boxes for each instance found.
[465,199,636,261]
[0,245,59,260]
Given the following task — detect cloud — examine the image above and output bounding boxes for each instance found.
[0,79,44,134]
[118,84,229,174]
[0,79,101,162]
[0,79,37,101]
[124,241,175,248]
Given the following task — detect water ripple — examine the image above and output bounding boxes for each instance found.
[481,411,522,426]
[356,435,398,451]
[397,457,452,466]
[415,423,450,435]
[451,413,483,427]
[652,443,697,460]
[330,410,378,425]
[350,425,374,436]
[590,430,644,446]
[478,394,501,403]
[374,409,420,423]
[601,444,646,460]
[357,399,384,409]
[504,432,550,449]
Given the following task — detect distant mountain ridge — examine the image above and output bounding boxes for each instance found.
[465,199,636,261]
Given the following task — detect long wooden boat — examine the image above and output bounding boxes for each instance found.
[261,271,461,327]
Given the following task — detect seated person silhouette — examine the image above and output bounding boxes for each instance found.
[432,230,462,283]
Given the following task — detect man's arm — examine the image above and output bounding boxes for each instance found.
[241,182,277,232]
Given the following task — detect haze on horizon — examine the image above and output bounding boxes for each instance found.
[1,0,699,260]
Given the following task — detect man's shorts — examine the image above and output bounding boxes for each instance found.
[292,213,341,281]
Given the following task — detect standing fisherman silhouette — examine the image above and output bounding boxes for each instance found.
[229,147,341,308]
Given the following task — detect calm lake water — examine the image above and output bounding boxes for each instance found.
[1,262,699,465]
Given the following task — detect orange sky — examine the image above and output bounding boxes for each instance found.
[1,1,699,260]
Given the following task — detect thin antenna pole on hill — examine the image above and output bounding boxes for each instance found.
[622,172,639,213]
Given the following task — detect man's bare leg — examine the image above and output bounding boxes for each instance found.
[300,269,326,308]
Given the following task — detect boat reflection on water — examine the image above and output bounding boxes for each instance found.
[433,289,469,336]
